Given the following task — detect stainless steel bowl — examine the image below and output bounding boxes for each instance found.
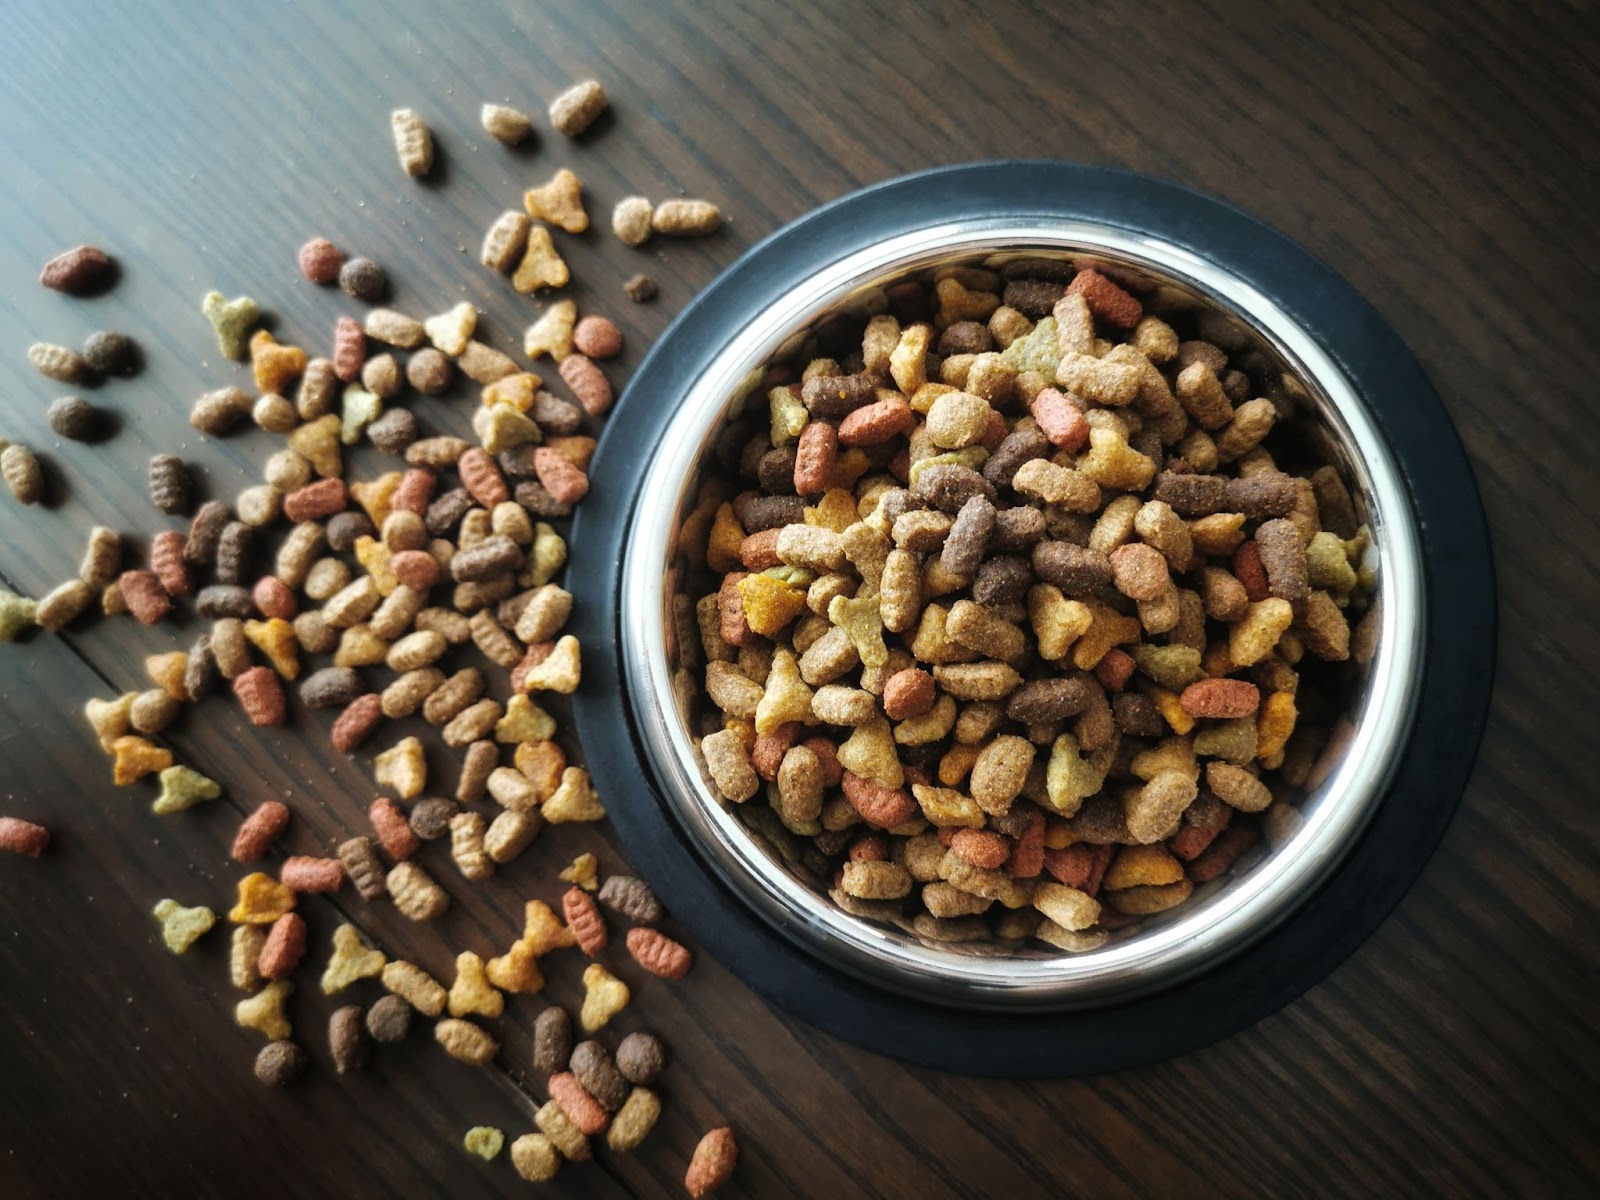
[618,218,1426,1012]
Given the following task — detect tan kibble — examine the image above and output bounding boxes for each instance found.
[481,210,532,273]
[612,196,653,246]
[390,107,433,177]
[652,199,721,236]
[524,168,587,234]
[481,102,532,144]
[549,80,607,136]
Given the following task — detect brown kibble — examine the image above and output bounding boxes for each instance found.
[614,1031,665,1085]
[624,273,657,303]
[339,257,388,303]
[84,332,140,379]
[570,1040,630,1111]
[46,395,99,441]
[597,875,662,925]
[335,836,385,901]
[147,454,191,515]
[366,993,414,1042]
[233,666,285,726]
[254,1040,308,1088]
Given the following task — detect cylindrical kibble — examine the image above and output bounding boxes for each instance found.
[533,1006,573,1075]
[652,199,721,236]
[2,444,45,505]
[338,836,387,901]
[387,861,450,921]
[147,454,191,515]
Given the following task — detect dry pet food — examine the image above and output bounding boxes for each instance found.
[686,1127,739,1197]
[679,262,1370,952]
[40,245,114,294]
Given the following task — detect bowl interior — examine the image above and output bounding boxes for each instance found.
[620,219,1425,1011]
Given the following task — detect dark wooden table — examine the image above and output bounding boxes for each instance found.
[2,2,1596,1196]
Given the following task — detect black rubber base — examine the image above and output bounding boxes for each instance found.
[568,162,1495,1078]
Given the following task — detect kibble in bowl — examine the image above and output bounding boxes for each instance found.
[609,213,1425,1010]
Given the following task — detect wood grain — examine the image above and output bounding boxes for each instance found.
[2,1,1597,1197]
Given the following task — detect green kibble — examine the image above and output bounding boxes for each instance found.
[153,899,216,954]
[340,385,382,446]
[201,291,261,360]
[153,765,222,815]
[463,1126,505,1161]
[0,589,38,642]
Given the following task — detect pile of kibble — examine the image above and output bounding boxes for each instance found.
[679,261,1375,951]
[0,81,735,1198]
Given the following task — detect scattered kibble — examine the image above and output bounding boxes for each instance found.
[201,291,260,360]
[481,102,532,145]
[624,273,657,302]
[82,330,138,375]
[390,107,435,178]
[298,237,344,284]
[153,898,215,954]
[685,1127,739,1197]
[0,816,50,858]
[40,245,114,294]
[548,80,607,136]
[463,1126,505,1160]
[2,444,44,504]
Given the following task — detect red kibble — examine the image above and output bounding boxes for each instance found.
[1030,388,1089,451]
[1233,541,1270,602]
[571,315,622,360]
[297,238,344,285]
[330,694,383,752]
[0,816,50,858]
[563,886,608,956]
[1179,678,1261,719]
[839,771,917,828]
[149,531,192,597]
[457,448,508,508]
[280,855,345,893]
[390,468,435,516]
[848,832,890,862]
[750,723,800,781]
[1007,811,1045,878]
[282,478,347,523]
[1066,268,1143,329]
[233,666,286,727]
[532,447,589,505]
[390,550,441,591]
[882,668,936,720]
[837,396,914,447]
[625,926,692,980]
[232,800,292,861]
[368,796,420,861]
[118,570,172,625]
[792,421,838,494]
[1094,647,1136,692]
[548,1072,610,1136]
[252,576,297,620]
[950,828,1009,869]
[258,912,308,979]
[332,315,365,382]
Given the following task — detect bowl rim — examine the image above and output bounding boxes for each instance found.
[617,217,1426,1009]
[568,160,1495,1074]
